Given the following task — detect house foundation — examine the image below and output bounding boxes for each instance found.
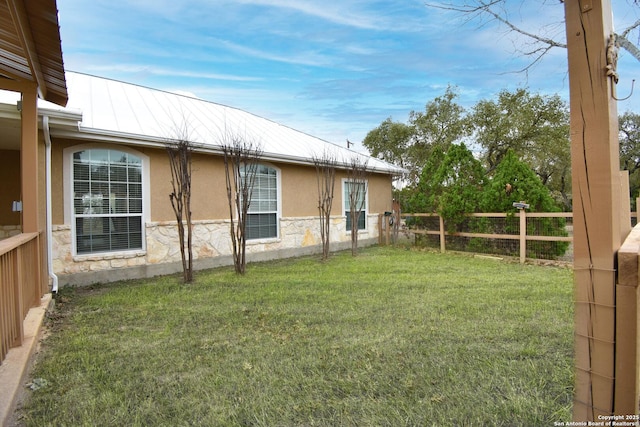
[52,215,380,286]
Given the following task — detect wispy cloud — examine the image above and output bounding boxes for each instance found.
[56,0,640,147]
[215,39,335,67]
[234,0,386,30]
[80,64,264,82]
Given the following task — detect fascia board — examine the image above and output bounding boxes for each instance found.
[50,125,406,175]
[0,103,20,120]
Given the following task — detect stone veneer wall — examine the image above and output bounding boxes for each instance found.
[0,225,21,240]
[52,215,380,286]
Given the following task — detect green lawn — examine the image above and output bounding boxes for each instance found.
[17,246,574,426]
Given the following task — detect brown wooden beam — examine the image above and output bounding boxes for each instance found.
[6,0,46,100]
[20,83,38,234]
[0,76,32,94]
[564,0,622,420]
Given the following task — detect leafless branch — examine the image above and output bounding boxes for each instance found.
[165,122,196,283]
[220,130,263,274]
[426,0,640,69]
[346,157,369,256]
[313,151,338,260]
[618,32,640,62]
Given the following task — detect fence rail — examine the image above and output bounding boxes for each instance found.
[0,232,45,364]
[380,211,575,263]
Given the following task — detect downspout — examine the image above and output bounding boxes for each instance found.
[43,115,59,293]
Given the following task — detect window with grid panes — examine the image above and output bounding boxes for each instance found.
[244,164,278,240]
[343,180,367,231]
[72,149,143,254]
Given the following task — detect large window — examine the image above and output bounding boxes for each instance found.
[343,180,367,231]
[245,164,279,240]
[72,149,144,254]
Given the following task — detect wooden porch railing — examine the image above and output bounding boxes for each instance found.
[614,223,640,413]
[0,232,47,364]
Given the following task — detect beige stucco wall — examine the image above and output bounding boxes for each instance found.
[367,173,394,214]
[0,141,49,231]
[281,163,320,217]
[51,139,394,221]
[48,137,395,285]
[281,166,394,218]
[50,138,70,225]
[148,150,230,221]
[0,150,22,226]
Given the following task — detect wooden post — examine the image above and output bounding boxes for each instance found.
[392,199,401,244]
[20,85,39,234]
[11,245,24,348]
[619,171,631,239]
[386,219,390,245]
[616,226,640,414]
[615,167,636,413]
[564,0,622,420]
[439,215,445,253]
[519,210,526,264]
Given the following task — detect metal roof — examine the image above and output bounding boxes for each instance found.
[0,0,67,106]
[43,72,404,174]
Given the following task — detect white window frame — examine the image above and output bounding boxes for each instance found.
[342,178,369,232]
[64,144,150,257]
[243,163,281,242]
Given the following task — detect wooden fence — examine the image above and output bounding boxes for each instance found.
[0,232,46,364]
[380,211,574,263]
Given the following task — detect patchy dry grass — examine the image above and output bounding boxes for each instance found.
[17,246,573,426]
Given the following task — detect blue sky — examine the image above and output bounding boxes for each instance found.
[57,0,640,151]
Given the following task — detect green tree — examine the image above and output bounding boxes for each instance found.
[408,86,468,175]
[363,86,467,185]
[468,88,571,209]
[619,111,640,210]
[362,117,413,171]
[404,146,447,213]
[480,150,568,258]
[480,150,561,213]
[365,88,572,211]
[414,143,485,230]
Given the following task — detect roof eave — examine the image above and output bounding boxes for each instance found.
[49,124,405,175]
[0,0,68,106]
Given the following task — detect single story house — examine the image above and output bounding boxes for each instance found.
[0,72,404,286]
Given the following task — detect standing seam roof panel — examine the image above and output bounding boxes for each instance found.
[50,72,404,174]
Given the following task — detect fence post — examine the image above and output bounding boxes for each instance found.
[385,216,391,245]
[615,225,640,415]
[520,211,526,264]
[620,171,631,240]
[565,0,622,418]
[439,215,445,253]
